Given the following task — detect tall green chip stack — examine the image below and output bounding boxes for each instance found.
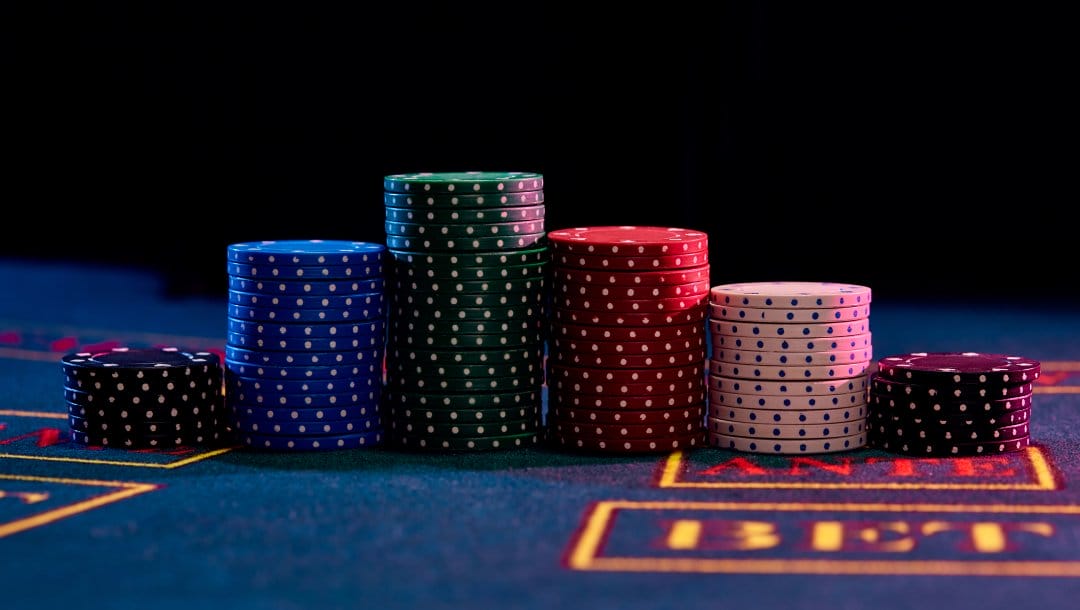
[382,171,547,451]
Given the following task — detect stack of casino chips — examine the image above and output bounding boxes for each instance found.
[225,240,387,451]
[546,226,711,454]
[868,352,1040,455]
[706,281,873,454]
[382,172,547,451]
[62,347,225,448]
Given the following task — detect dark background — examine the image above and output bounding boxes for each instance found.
[3,2,1075,304]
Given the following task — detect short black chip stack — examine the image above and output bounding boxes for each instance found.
[62,347,225,448]
[868,351,1040,455]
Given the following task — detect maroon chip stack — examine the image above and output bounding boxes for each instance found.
[545,226,711,453]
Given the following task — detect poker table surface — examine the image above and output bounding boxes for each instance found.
[2,259,1079,610]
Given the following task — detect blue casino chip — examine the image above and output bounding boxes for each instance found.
[227,392,380,411]
[227,302,385,324]
[225,345,383,367]
[228,290,386,310]
[226,318,387,340]
[226,332,384,352]
[224,359,382,381]
[225,372,381,395]
[239,429,383,451]
[227,240,386,266]
[227,276,386,296]
[230,414,382,435]
[227,261,384,280]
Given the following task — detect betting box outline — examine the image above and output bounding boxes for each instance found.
[0,409,234,469]
[566,499,1080,576]
[0,473,159,538]
[658,446,1059,491]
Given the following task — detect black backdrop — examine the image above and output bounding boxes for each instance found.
[4,2,1076,303]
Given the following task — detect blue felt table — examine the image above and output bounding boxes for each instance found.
[1,259,1078,610]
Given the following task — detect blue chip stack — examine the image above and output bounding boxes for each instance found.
[224,240,388,451]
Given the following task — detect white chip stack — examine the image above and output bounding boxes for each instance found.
[705,281,873,454]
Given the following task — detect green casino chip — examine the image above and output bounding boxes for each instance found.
[384,205,545,224]
[385,233,547,252]
[388,248,549,267]
[386,404,541,424]
[392,261,549,281]
[383,191,544,208]
[392,303,545,323]
[387,431,539,451]
[390,290,544,308]
[383,171,543,194]
[392,276,545,295]
[389,330,545,349]
[390,316,544,336]
[385,358,543,379]
[388,418,540,438]
[385,370,542,394]
[383,389,541,410]
[385,345,543,366]
[385,220,545,238]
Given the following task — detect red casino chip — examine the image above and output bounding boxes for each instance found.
[550,431,704,453]
[555,294,707,314]
[553,279,710,300]
[547,363,704,385]
[552,251,709,271]
[548,347,706,370]
[548,418,702,439]
[548,404,705,425]
[549,376,704,396]
[547,226,708,256]
[549,388,705,410]
[552,265,711,286]
[552,306,707,327]
[550,334,706,355]
[550,320,703,342]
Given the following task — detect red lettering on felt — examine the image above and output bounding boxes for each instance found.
[1036,371,1069,386]
[50,336,79,352]
[0,427,66,447]
[951,456,1015,477]
[78,340,122,353]
[787,457,852,476]
[700,457,768,476]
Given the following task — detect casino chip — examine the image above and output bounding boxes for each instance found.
[705,281,873,454]
[225,240,388,451]
[227,240,386,265]
[383,171,543,194]
[61,347,225,449]
[874,352,1041,386]
[383,172,547,450]
[709,282,871,308]
[867,351,1040,456]
[545,226,710,453]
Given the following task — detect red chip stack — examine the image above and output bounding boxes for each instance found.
[545,226,711,453]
